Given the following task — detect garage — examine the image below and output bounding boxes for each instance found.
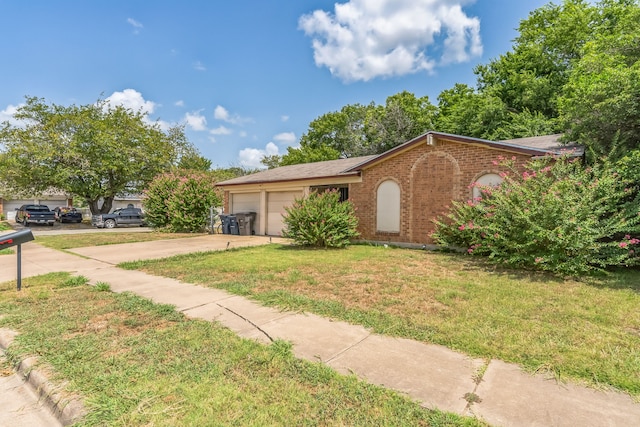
[266,191,302,236]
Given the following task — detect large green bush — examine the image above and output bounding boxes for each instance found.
[432,155,640,275]
[143,171,222,233]
[282,190,359,248]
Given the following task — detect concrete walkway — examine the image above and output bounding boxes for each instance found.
[1,234,639,426]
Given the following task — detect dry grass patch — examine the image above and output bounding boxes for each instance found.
[0,272,480,426]
[122,244,640,397]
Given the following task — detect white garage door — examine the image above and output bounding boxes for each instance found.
[3,199,67,221]
[230,193,261,230]
[231,193,260,213]
[267,191,302,236]
[3,200,34,221]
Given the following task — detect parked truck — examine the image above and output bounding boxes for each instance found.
[15,204,56,226]
[91,205,145,229]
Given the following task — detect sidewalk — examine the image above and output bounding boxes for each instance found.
[1,235,639,426]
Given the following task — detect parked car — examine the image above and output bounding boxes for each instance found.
[15,204,56,226]
[53,206,83,223]
[91,205,145,229]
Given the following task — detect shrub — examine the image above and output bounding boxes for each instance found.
[432,154,640,275]
[143,171,222,233]
[282,190,359,248]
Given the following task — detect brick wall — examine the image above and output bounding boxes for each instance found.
[350,137,531,244]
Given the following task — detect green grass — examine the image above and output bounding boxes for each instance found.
[0,273,481,426]
[122,244,640,397]
[35,231,204,250]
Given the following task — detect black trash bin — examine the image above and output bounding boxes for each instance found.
[235,212,257,235]
[220,214,239,235]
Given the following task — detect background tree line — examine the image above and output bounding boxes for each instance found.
[264,0,640,168]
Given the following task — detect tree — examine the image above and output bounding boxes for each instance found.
[279,144,341,166]
[0,96,190,214]
[210,166,261,182]
[366,91,436,153]
[260,154,282,169]
[282,92,438,166]
[298,103,372,158]
[559,0,640,158]
[474,0,595,118]
[177,150,212,171]
[435,84,510,139]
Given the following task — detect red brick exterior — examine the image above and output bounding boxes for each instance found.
[349,136,531,244]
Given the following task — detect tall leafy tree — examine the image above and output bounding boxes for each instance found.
[281,92,437,165]
[366,91,436,152]
[279,144,341,166]
[298,103,372,158]
[436,84,510,139]
[0,96,190,214]
[475,0,595,118]
[559,0,640,158]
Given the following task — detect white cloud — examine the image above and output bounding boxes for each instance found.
[213,105,230,121]
[0,104,22,126]
[273,132,297,145]
[127,18,143,34]
[193,61,206,71]
[184,111,207,131]
[213,105,251,125]
[281,115,290,122]
[209,126,232,136]
[299,0,482,82]
[238,142,280,169]
[104,89,170,130]
[175,100,185,107]
[105,89,156,115]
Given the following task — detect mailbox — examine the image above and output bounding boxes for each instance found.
[1,229,34,292]
[0,229,34,249]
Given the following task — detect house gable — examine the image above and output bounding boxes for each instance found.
[349,133,536,244]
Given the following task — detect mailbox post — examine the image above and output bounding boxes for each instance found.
[0,229,35,291]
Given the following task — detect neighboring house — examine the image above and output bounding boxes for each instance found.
[0,194,72,221]
[0,193,143,221]
[216,132,583,245]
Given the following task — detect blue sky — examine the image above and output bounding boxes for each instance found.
[0,0,551,169]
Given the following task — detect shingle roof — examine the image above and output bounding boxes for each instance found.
[500,134,584,156]
[216,155,377,186]
[217,133,584,187]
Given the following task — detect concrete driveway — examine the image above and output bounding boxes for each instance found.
[0,233,288,283]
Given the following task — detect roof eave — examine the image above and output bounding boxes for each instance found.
[216,171,362,188]
[343,131,578,172]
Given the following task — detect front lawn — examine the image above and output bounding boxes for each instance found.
[0,273,479,426]
[122,244,640,397]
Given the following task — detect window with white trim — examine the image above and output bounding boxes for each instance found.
[472,173,503,199]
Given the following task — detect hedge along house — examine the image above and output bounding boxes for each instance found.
[216,132,583,245]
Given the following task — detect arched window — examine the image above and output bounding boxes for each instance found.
[472,173,503,199]
[377,180,400,232]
